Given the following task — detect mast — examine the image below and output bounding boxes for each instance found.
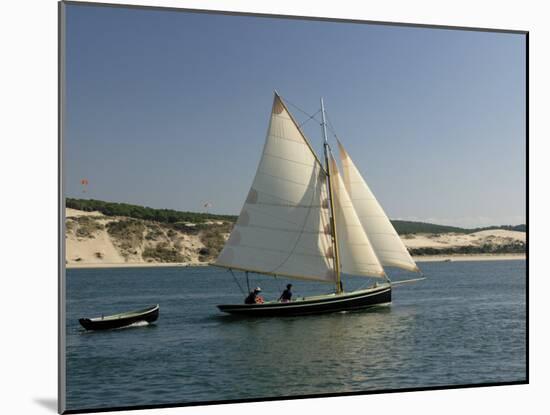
[321,98,343,294]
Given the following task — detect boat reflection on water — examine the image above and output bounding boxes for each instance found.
[211,302,419,394]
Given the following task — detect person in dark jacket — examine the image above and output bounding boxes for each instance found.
[244,287,263,304]
[278,284,293,302]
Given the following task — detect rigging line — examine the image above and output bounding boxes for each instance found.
[354,278,378,291]
[326,111,336,130]
[299,109,322,128]
[228,269,246,295]
[277,96,326,175]
[281,96,323,126]
[325,112,340,140]
[265,172,324,275]
[391,277,427,286]
[274,274,284,294]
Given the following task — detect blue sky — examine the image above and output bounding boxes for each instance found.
[64,4,526,228]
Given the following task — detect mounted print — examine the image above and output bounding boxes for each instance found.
[59,1,528,413]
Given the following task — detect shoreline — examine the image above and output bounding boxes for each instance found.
[66,262,210,270]
[413,253,525,262]
[66,253,525,270]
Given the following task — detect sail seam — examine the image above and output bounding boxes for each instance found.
[234,242,329,259]
[253,202,324,208]
[276,94,326,173]
[263,151,319,169]
[367,232,405,236]
[340,242,377,246]
[220,248,332,277]
[218,252,331,277]
[338,139,419,275]
[244,206,303,227]
[213,263,334,283]
[236,223,325,235]
[265,171,326,275]
[246,203,327,229]
[268,133,313,148]
[344,261,387,266]
[250,186,323,207]
[373,248,415,254]
[272,113,293,121]
[258,170,323,189]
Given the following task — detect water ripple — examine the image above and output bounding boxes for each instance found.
[65,261,526,411]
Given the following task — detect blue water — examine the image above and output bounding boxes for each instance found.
[65,260,526,411]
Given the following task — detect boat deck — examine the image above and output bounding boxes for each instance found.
[217,283,391,316]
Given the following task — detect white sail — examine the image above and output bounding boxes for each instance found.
[330,156,386,278]
[215,94,336,283]
[337,141,420,273]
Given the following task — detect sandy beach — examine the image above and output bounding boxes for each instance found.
[414,253,525,263]
[66,254,525,270]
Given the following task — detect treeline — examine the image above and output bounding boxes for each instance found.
[470,224,526,233]
[66,198,237,224]
[66,198,525,235]
[391,221,467,235]
[391,220,526,235]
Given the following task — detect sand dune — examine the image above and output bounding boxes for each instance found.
[66,226,124,264]
[65,208,525,269]
[66,208,104,218]
[65,208,207,268]
[403,229,525,249]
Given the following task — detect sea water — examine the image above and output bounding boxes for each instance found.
[65,260,526,411]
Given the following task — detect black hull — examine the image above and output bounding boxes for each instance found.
[79,304,159,331]
[217,285,391,317]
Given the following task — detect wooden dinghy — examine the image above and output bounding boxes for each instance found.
[79,304,159,331]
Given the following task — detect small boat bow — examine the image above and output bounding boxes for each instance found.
[79,304,159,331]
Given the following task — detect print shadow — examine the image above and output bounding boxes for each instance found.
[34,398,57,412]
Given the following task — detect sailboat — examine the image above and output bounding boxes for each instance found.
[213,92,423,316]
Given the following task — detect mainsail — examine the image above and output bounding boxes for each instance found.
[215,94,336,283]
[337,140,420,273]
[330,155,386,278]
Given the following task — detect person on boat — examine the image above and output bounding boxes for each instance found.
[244,287,264,304]
[278,284,293,302]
